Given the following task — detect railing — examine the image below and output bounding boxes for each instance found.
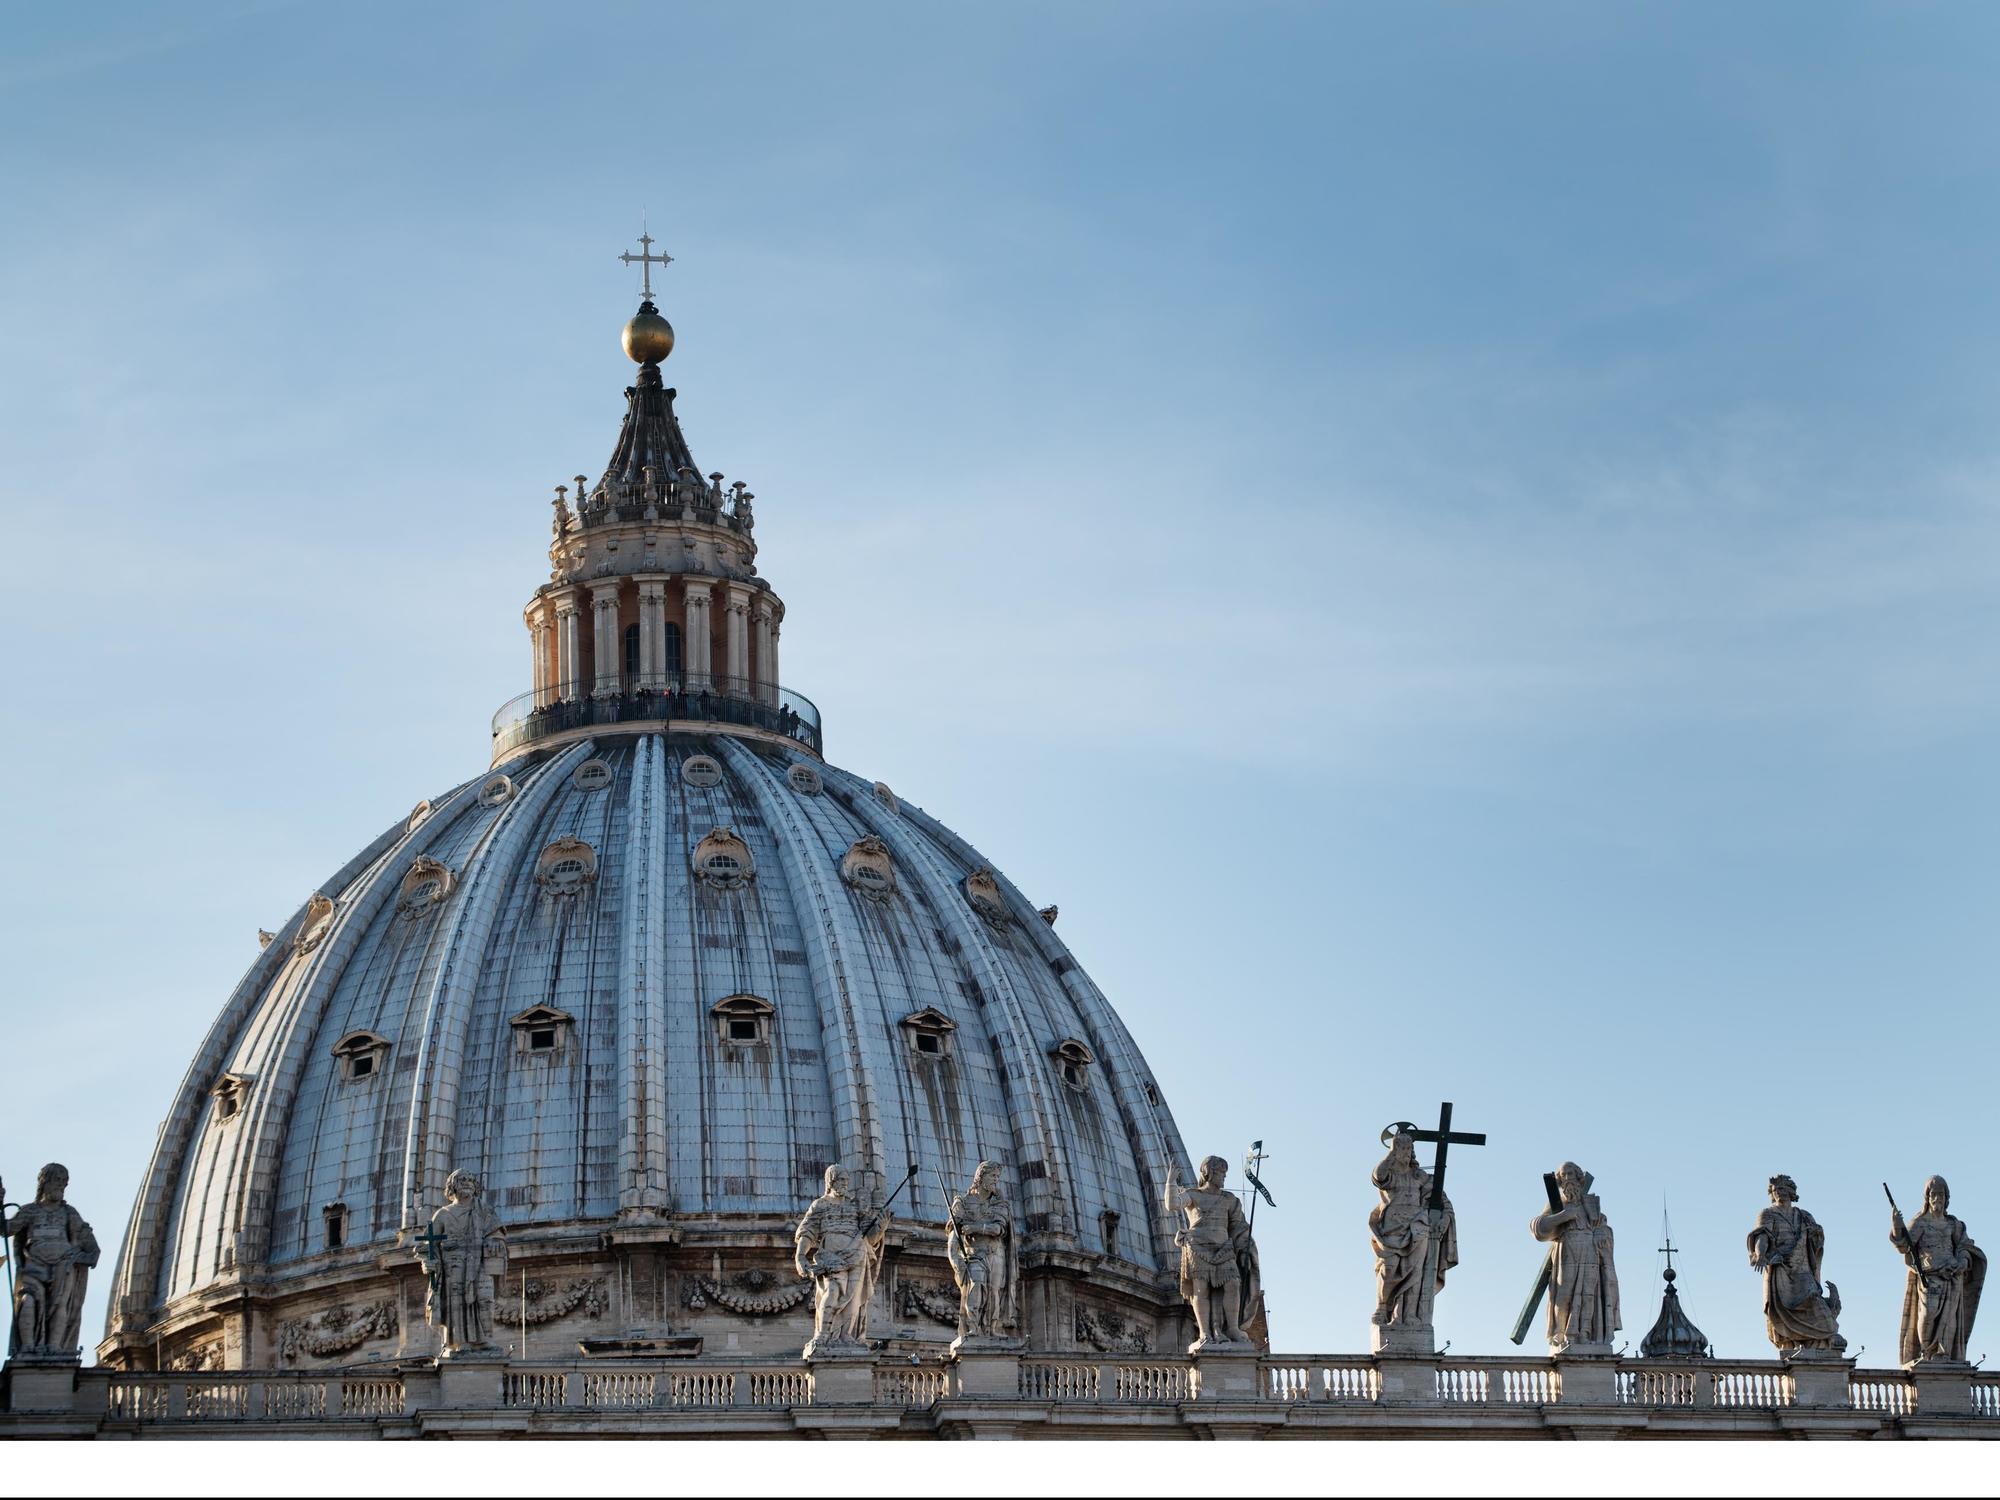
[1262,1358,1377,1403]
[497,1364,815,1411]
[1973,1375,2000,1417]
[1712,1366,1792,1408]
[1109,1362,1190,1403]
[1619,1366,1700,1406]
[1849,1371,1916,1415]
[104,1373,405,1422]
[1436,1360,1558,1405]
[502,1370,569,1408]
[875,1366,949,1407]
[1019,1361,1099,1401]
[490,678,823,760]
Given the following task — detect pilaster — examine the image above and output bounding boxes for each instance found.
[590,582,622,698]
[683,579,713,692]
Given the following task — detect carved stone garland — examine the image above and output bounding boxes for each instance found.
[279,1299,399,1363]
[681,1268,814,1316]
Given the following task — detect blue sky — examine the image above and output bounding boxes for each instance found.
[3,2,1998,1363]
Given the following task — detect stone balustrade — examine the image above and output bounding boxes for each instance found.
[8,1350,1997,1439]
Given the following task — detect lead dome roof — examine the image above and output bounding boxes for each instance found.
[107,734,1191,1324]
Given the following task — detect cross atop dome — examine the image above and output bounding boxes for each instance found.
[618,229,676,365]
[619,230,674,301]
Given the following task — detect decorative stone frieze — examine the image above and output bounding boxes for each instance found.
[396,856,454,916]
[682,1269,813,1317]
[294,893,337,954]
[839,836,895,901]
[692,827,754,889]
[279,1300,398,1363]
[535,837,598,897]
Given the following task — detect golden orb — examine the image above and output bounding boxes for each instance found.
[623,304,675,364]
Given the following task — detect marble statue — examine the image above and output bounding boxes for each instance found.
[1166,1155,1261,1352]
[1889,1176,1985,1366]
[2,1164,99,1359]
[416,1169,509,1356]
[945,1160,1020,1349]
[1529,1162,1621,1352]
[794,1163,889,1358]
[1370,1129,1455,1334]
[1746,1174,1844,1354]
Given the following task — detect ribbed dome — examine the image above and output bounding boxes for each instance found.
[103,732,1193,1364]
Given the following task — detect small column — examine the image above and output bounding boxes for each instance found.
[526,600,551,708]
[752,599,776,705]
[590,582,622,698]
[637,581,668,690]
[554,590,582,701]
[724,584,751,698]
[683,580,713,692]
[767,616,781,705]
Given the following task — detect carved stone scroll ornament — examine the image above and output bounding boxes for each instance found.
[963,866,1011,929]
[279,1300,399,1363]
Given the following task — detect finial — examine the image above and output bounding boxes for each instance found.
[618,230,676,364]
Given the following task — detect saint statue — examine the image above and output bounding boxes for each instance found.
[416,1169,508,1356]
[1165,1154,1261,1352]
[1746,1173,1844,1354]
[1889,1175,1985,1366]
[1370,1129,1455,1335]
[1529,1161,1621,1352]
[3,1164,99,1360]
[945,1161,1020,1349]
[793,1163,889,1358]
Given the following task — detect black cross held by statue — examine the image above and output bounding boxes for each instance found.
[415,1221,448,1307]
[1382,1101,1487,1212]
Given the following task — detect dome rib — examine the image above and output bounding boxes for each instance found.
[399,742,596,1233]
[617,736,671,1217]
[899,796,1191,1272]
[717,739,892,1203]
[807,759,1081,1241]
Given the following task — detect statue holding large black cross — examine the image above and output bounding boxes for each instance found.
[1370,1102,1484,1354]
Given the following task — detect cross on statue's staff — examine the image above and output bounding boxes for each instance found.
[619,231,674,301]
[414,1221,448,1312]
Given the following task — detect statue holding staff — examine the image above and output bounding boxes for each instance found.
[3,1164,99,1360]
[1887,1177,1984,1366]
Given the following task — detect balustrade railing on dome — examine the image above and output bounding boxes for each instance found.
[490,677,823,760]
[1261,1357,1378,1403]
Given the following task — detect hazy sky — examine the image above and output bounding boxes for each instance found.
[4,2,1998,1364]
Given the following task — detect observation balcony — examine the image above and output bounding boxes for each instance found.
[490,677,822,765]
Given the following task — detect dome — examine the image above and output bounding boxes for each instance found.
[99,252,1197,1372]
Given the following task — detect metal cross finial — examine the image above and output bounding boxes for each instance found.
[619,230,674,300]
[1660,1200,1679,1277]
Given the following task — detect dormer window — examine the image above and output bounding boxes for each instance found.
[964,867,1011,928]
[573,758,613,792]
[323,1202,348,1250]
[900,1007,956,1059]
[682,755,723,788]
[478,774,515,807]
[332,1031,390,1082]
[1051,1038,1095,1091]
[787,764,823,796]
[510,1005,575,1059]
[536,837,598,897]
[397,857,453,917]
[692,828,755,890]
[211,1073,252,1121]
[840,837,896,902]
[711,993,775,1048]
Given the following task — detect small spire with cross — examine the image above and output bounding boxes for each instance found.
[619,231,674,302]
